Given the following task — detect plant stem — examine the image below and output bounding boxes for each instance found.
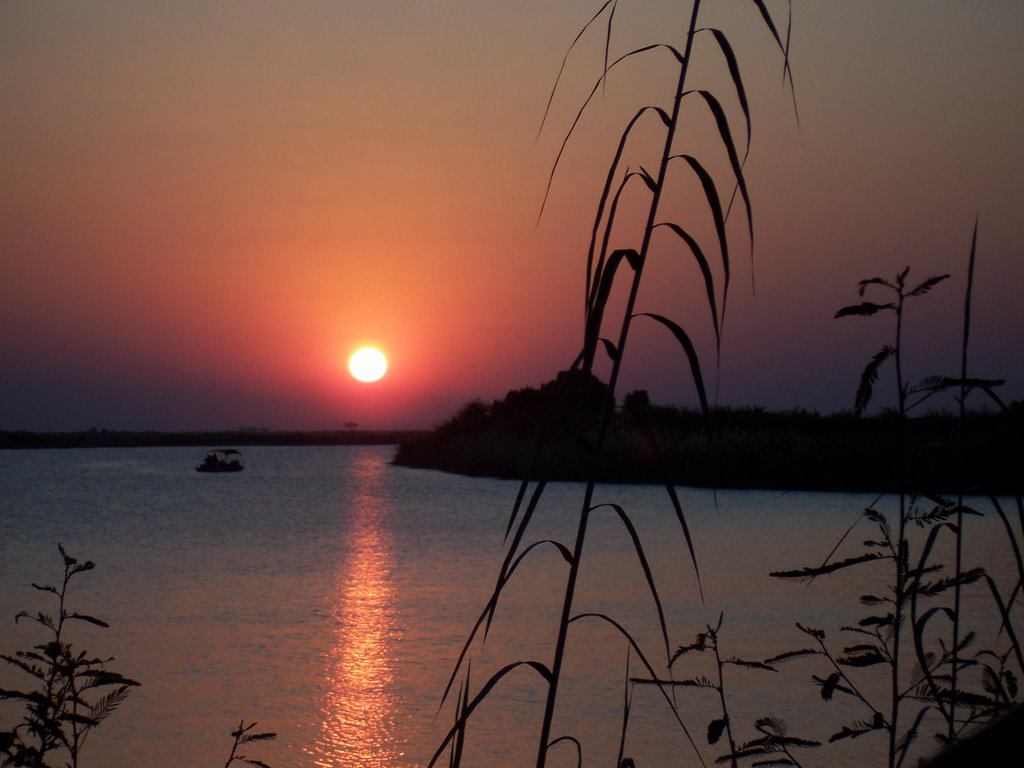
[534,3,703,766]
[224,720,243,768]
[890,284,906,768]
[38,557,72,760]
[949,223,977,741]
[712,639,738,768]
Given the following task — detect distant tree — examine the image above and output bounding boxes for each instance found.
[623,389,651,415]
[437,400,491,438]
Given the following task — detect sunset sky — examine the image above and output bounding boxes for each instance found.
[2,1,1022,431]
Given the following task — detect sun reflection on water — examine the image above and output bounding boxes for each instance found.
[306,454,405,767]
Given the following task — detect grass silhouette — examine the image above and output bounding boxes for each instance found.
[432,2,796,766]
[770,240,1023,766]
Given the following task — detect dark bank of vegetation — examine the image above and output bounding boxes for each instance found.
[0,429,420,451]
[394,370,1021,493]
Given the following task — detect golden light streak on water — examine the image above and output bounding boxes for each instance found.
[306,455,405,767]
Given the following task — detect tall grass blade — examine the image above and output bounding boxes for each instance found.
[705,29,751,156]
[635,313,709,415]
[447,671,468,768]
[598,337,619,361]
[616,651,633,768]
[494,480,549,622]
[637,165,658,192]
[585,109,670,313]
[673,154,729,291]
[750,0,797,119]
[428,661,554,768]
[440,539,572,710]
[629,410,706,601]
[989,496,1024,603]
[949,225,979,742]
[594,503,671,660]
[656,220,721,348]
[570,612,706,766]
[547,736,582,768]
[586,248,641,369]
[962,219,978,376]
[537,0,616,141]
[782,1,798,117]
[540,46,683,222]
[506,478,534,543]
[591,246,639,313]
[589,170,642,331]
[689,89,753,251]
[602,0,617,82]
[911,605,955,719]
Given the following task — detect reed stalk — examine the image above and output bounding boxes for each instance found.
[432,2,795,765]
[535,7,705,765]
[948,221,977,741]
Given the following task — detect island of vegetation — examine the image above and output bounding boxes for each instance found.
[394,370,1022,494]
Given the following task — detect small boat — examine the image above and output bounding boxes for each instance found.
[196,449,244,473]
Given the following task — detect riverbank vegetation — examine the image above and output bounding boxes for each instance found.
[394,372,1021,493]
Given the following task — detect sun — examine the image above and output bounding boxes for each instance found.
[348,347,388,383]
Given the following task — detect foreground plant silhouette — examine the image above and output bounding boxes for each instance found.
[0,547,278,768]
[222,720,277,768]
[0,544,139,768]
[633,615,819,767]
[904,230,1023,748]
[771,249,1022,766]
[432,2,795,766]
[771,267,957,767]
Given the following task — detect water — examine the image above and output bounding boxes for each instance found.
[0,446,1015,767]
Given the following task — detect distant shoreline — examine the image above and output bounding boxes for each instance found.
[390,373,1022,494]
[0,429,423,450]
[393,414,1022,494]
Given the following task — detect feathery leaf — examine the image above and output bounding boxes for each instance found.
[771,553,885,582]
[854,345,894,415]
[835,301,895,318]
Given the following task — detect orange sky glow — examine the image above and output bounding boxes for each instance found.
[2,1,1022,430]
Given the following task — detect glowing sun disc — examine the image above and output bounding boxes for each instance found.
[348,347,388,382]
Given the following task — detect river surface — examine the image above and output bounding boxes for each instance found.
[0,446,1016,767]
